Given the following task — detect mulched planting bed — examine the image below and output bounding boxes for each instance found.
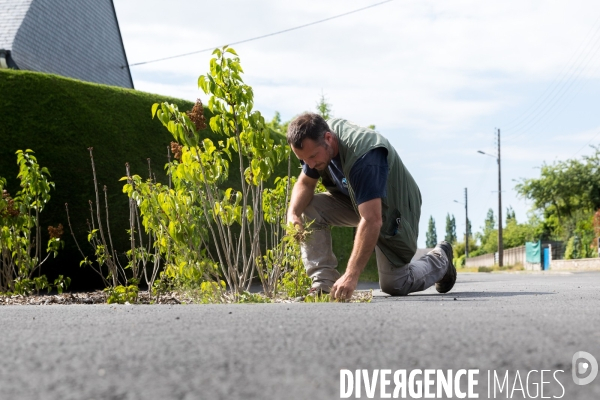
[0,291,184,306]
[0,290,373,305]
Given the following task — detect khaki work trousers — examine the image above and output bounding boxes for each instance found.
[301,192,449,296]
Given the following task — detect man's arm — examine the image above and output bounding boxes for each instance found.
[330,197,382,300]
[286,172,319,228]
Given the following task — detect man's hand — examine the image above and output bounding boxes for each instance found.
[330,272,359,301]
[330,198,383,301]
[286,173,318,230]
[286,211,304,230]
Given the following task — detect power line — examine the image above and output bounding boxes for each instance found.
[502,16,600,142]
[124,0,395,68]
[504,55,600,149]
[502,16,600,133]
[570,128,600,158]
[504,34,600,142]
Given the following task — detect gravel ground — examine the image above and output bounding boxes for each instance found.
[0,289,373,305]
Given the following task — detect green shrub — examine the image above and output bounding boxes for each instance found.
[0,150,68,294]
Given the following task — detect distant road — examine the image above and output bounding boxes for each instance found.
[1,272,599,400]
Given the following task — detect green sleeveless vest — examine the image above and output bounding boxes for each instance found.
[324,118,422,268]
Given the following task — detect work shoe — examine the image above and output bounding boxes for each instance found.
[435,241,456,294]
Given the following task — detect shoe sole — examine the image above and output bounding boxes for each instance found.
[435,242,456,294]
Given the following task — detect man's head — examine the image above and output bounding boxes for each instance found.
[287,112,337,171]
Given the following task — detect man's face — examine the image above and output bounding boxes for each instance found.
[292,133,335,171]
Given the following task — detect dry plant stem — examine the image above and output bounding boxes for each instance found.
[192,152,232,289]
[65,203,108,286]
[87,147,120,287]
[1,247,13,291]
[125,163,137,280]
[88,201,96,231]
[34,206,40,275]
[191,145,237,289]
[103,185,123,273]
[65,203,87,260]
[232,115,250,293]
[246,183,262,291]
[135,206,151,283]
[259,155,292,296]
[147,231,161,291]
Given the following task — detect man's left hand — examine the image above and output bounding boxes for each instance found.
[330,273,359,300]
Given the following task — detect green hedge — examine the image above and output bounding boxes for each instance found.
[1,70,204,289]
[0,69,374,289]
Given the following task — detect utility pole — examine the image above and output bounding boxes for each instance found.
[465,188,469,258]
[497,128,503,267]
[477,129,504,266]
[453,191,469,257]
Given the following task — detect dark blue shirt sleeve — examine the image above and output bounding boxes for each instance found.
[349,147,389,205]
[301,161,320,179]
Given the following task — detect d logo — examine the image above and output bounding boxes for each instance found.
[572,351,598,386]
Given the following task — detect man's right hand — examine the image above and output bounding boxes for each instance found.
[286,212,304,230]
[286,172,318,233]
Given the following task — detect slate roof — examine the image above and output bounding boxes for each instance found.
[0,0,133,88]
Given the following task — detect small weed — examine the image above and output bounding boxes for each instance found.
[105,282,139,304]
[236,291,271,303]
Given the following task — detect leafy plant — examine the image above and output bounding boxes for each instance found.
[105,281,139,304]
[0,150,67,295]
[304,292,332,303]
[280,266,311,298]
[236,291,271,303]
[128,46,289,299]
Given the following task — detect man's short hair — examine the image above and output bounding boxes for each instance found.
[286,112,332,149]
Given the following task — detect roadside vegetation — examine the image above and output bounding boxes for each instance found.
[0,48,371,304]
[428,148,600,268]
[11,44,596,302]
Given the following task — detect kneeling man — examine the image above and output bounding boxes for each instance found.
[285,113,456,300]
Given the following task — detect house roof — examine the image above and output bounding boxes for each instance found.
[0,0,133,88]
[0,0,33,50]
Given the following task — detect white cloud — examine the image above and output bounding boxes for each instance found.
[113,0,600,246]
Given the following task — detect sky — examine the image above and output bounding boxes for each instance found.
[113,0,600,247]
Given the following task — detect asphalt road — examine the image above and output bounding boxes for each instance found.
[1,272,599,400]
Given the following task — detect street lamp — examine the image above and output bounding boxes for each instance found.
[453,188,468,258]
[477,128,503,266]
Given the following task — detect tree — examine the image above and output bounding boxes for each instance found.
[473,209,497,255]
[506,206,516,224]
[516,149,600,237]
[467,218,472,240]
[316,91,332,120]
[266,111,290,135]
[445,213,457,243]
[484,209,495,234]
[267,111,282,132]
[426,216,437,248]
[515,147,600,247]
